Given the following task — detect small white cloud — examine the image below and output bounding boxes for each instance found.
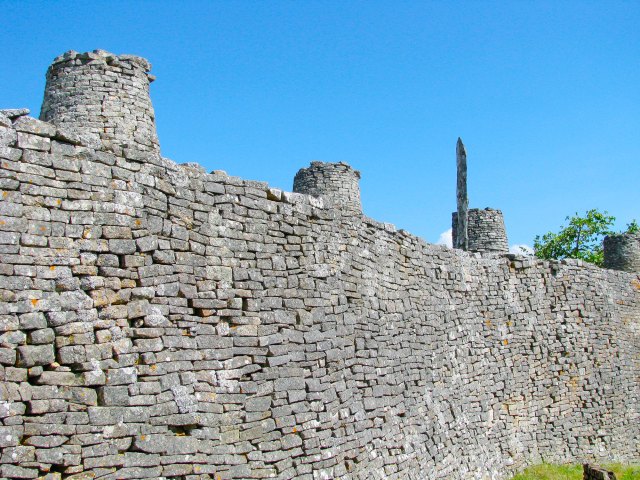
[509,244,534,256]
[437,228,453,248]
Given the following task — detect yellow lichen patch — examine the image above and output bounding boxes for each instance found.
[150,364,157,371]
[502,339,508,346]
[135,219,142,226]
[485,319,492,328]
[49,266,56,271]
[82,229,91,239]
[2,191,7,198]
[292,426,297,433]
[31,298,39,307]
[0,220,5,226]
[568,376,579,392]
[140,435,147,441]
[506,320,513,327]
[57,198,62,205]
[631,279,640,291]
[39,226,46,232]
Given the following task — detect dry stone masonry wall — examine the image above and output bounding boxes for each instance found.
[0,51,638,480]
[603,233,640,273]
[40,50,159,154]
[293,161,362,215]
[452,208,509,253]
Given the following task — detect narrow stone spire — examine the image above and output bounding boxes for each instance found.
[456,137,469,250]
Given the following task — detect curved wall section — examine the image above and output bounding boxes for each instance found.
[0,115,637,479]
[604,233,640,272]
[453,207,509,253]
[40,49,159,153]
[0,51,638,480]
[293,161,362,214]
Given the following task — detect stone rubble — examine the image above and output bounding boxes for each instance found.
[583,464,616,480]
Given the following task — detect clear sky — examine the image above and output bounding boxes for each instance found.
[2,1,638,249]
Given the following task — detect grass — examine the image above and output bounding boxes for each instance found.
[511,464,640,480]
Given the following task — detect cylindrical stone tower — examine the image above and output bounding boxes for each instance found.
[293,161,362,214]
[40,49,159,153]
[603,233,640,272]
[452,208,509,253]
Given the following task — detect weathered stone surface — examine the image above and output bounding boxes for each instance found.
[456,137,469,250]
[40,49,159,153]
[16,345,55,367]
[583,464,617,480]
[13,116,56,137]
[604,232,640,272]
[0,108,30,119]
[0,50,637,480]
[293,161,361,214]
[453,207,509,253]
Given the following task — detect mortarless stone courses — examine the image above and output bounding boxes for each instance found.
[293,161,362,215]
[40,49,159,154]
[0,50,638,480]
[452,207,509,253]
[603,232,640,273]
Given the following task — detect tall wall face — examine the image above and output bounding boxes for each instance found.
[40,50,159,154]
[0,114,638,480]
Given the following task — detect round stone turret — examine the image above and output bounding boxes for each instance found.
[293,161,362,214]
[603,233,640,272]
[40,49,159,153]
[452,208,509,253]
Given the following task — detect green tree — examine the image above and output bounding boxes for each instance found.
[532,209,636,267]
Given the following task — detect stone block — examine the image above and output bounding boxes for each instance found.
[17,132,50,151]
[13,116,56,137]
[16,344,54,367]
[99,386,130,406]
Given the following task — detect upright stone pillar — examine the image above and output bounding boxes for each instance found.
[456,138,469,250]
[293,161,362,214]
[452,208,508,253]
[40,49,159,153]
[603,233,640,272]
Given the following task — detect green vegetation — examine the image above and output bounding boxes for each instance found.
[533,209,638,267]
[511,463,640,480]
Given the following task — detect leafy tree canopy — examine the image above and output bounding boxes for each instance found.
[533,209,637,266]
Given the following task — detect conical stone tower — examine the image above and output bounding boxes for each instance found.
[40,49,159,153]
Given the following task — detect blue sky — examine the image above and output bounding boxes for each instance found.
[2,1,638,248]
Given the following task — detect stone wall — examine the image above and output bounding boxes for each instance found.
[293,161,362,215]
[0,51,639,480]
[604,233,640,273]
[40,50,159,154]
[453,207,509,253]
[0,112,638,480]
